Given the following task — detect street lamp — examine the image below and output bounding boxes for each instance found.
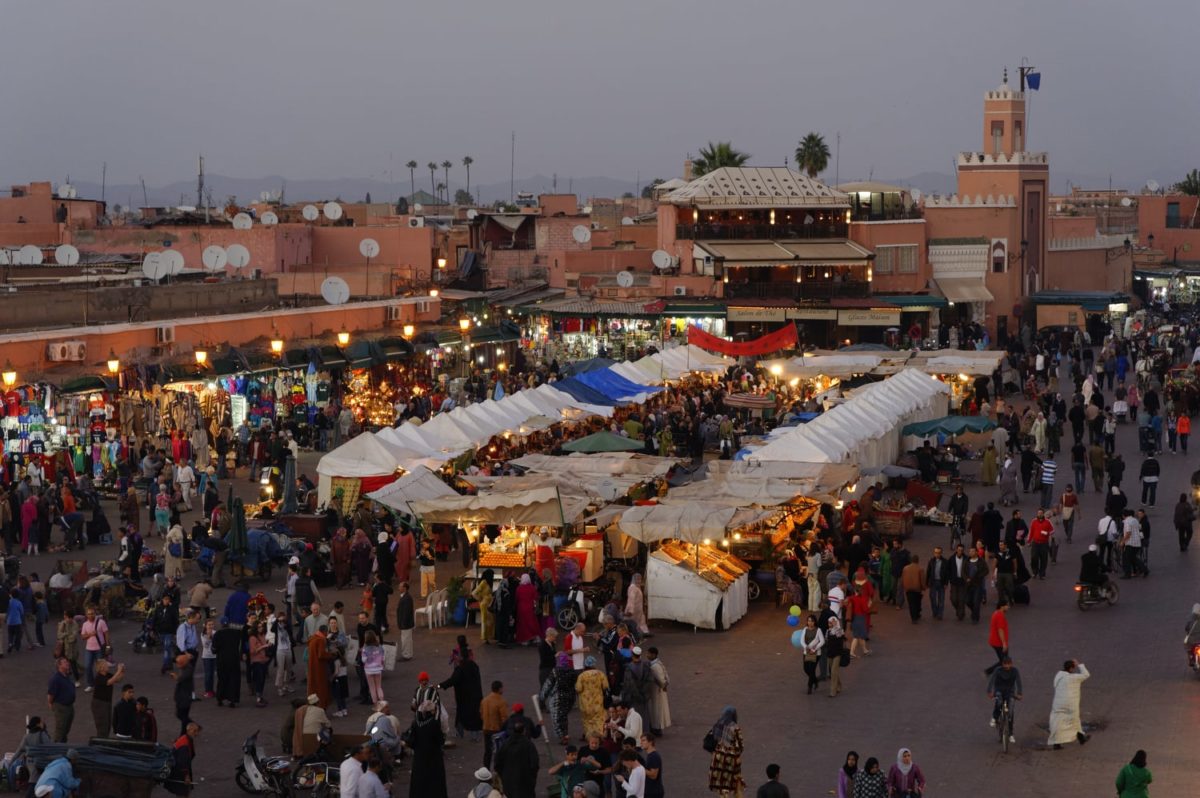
[1,361,16,387]
[429,288,439,298]
[402,324,415,339]
[337,328,351,346]
[106,350,120,375]
[270,337,284,354]
[194,347,208,366]
[458,318,471,332]
[437,257,447,270]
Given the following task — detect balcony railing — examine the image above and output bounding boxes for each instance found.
[724,280,870,300]
[676,222,848,241]
[849,206,923,223]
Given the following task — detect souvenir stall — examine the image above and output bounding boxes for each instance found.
[315,431,405,512]
[53,381,122,486]
[617,501,751,630]
[1,382,78,486]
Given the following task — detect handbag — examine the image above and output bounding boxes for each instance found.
[168,543,183,558]
[702,730,717,753]
[840,650,851,667]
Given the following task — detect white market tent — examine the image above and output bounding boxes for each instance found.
[508,452,681,479]
[647,548,749,630]
[316,431,404,504]
[617,502,738,543]
[907,350,1005,376]
[365,466,459,515]
[409,486,570,526]
[746,369,949,470]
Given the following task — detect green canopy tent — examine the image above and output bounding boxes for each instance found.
[902,415,997,438]
[561,430,644,453]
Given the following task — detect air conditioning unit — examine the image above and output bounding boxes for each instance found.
[386,305,403,321]
[408,217,425,229]
[156,326,176,344]
[673,286,688,296]
[47,341,86,362]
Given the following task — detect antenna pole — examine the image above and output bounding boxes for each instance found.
[140,177,148,209]
[101,161,107,205]
[510,131,515,205]
[197,155,206,221]
[835,132,840,187]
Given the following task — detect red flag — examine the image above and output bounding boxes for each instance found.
[687,323,798,356]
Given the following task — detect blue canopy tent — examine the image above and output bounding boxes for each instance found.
[575,368,663,402]
[550,377,619,406]
[902,415,997,437]
[562,357,615,376]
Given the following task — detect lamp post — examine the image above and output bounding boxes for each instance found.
[194,347,208,366]
[106,350,120,376]
[1,361,16,388]
[337,328,351,347]
[458,317,471,378]
[402,324,415,339]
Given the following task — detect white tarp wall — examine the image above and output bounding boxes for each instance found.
[646,550,748,630]
[747,369,948,470]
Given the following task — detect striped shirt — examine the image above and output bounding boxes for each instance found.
[1040,460,1057,484]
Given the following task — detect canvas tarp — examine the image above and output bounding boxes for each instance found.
[508,452,680,478]
[461,473,638,502]
[907,351,1005,376]
[562,431,644,453]
[646,549,748,630]
[366,466,459,515]
[409,486,568,526]
[618,502,738,543]
[575,367,663,403]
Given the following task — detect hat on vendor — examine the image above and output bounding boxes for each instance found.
[307,694,320,705]
[377,532,389,543]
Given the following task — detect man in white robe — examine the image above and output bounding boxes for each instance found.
[646,646,671,735]
[1047,659,1090,748]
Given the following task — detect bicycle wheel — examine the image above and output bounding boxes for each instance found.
[1000,706,1009,753]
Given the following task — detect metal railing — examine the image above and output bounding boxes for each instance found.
[676,222,848,240]
[724,280,870,300]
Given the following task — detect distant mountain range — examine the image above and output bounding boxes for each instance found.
[31,167,1180,211]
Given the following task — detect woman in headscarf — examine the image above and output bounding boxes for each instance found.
[885,748,925,798]
[438,638,484,741]
[825,615,846,698]
[998,455,1020,507]
[706,706,744,796]
[20,492,38,555]
[349,529,373,586]
[851,757,886,798]
[574,655,609,740]
[163,524,185,579]
[540,652,576,744]
[625,573,649,636]
[514,573,540,645]
[806,543,823,612]
[846,569,873,657]
[1031,412,1048,454]
[472,570,495,644]
[836,751,859,798]
[1115,749,1152,798]
[799,614,824,695]
[406,700,448,798]
[330,528,351,589]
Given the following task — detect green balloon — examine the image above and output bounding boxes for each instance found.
[789,605,802,617]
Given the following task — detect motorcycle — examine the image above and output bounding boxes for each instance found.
[1184,603,1200,676]
[1074,580,1119,610]
[236,732,293,797]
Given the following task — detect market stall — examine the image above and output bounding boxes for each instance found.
[365,465,459,516]
[315,431,404,509]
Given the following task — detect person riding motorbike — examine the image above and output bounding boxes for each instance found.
[1184,603,1200,658]
[1078,544,1109,587]
[986,656,1023,738]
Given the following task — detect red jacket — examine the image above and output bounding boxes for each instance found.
[1028,518,1054,545]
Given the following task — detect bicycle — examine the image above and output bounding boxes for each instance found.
[995,695,1018,752]
[950,515,966,550]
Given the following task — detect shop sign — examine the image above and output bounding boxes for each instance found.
[726,306,786,322]
[786,308,838,321]
[838,309,901,326]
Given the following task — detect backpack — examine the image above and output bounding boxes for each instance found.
[294,577,315,607]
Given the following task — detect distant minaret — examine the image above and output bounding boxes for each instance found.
[197,155,206,209]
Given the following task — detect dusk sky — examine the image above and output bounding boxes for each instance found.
[3,1,1194,194]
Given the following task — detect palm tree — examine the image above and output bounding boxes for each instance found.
[441,161,452,203]
[462,156,474,200]
[1175,169,1200,197]
[436,182,446,204]
[692,141,750,177]
[406,160,418,202]
[427,162,437,203]
[794,133,831,178]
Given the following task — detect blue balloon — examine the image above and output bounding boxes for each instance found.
[786,614,801,627]
[790,630,805,648]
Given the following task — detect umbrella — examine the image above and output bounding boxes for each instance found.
[901,415,997,437]
[280,452,298,514]
[227,496,248,561]
[561,430,643,453]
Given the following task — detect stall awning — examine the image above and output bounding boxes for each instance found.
[935,276,994,303]
[470,326,521,345]
[315,346,348,369]
[376,337,414,362]
[58,375,116,395]
[409,486,566,526]
[490,215,528,233]
[618,502,739,543]
[365,466,459,514]
[873,294,950,309]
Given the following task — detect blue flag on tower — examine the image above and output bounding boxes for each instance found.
[1026,72,1041,90]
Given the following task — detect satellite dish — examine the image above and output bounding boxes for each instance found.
[202,245,228,271]
[226,244,251,269]
[1120,197,1132,208]
[302,204,320,221]
[323,202,343,221]
[232,213,253,230]
[261,211,279,226]
[1147,180,1161,193]
[466,209,478,220]
[910,188,923,203]
[57,184,75,199]
[359,238,380,258]
[54,244,80,266]
[616,270,634,288]
[142,252,168,281]
[320,276,351,306]
[621,216,634,226]
[651,250,672,271]
[162,250,186,275]
[413,203,423,212]
[259,191,271,202]
[572,225,592,244]
[19,245,43,266]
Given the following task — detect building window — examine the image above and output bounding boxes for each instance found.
[991,121,1004,154]
[415,300,431,314]
[1014,121,1023,152]
[1167,202,1181,229]
[875,245,917,275]
[992,240,1007,273]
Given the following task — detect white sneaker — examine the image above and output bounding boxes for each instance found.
[84,686,93,693]
[989,718,996,727]
[1009,735,1016,743]
[74,682,81,687]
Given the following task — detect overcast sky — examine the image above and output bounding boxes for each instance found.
[3,0,1194,193]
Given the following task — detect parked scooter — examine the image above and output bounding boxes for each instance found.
[236,732,293,797]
